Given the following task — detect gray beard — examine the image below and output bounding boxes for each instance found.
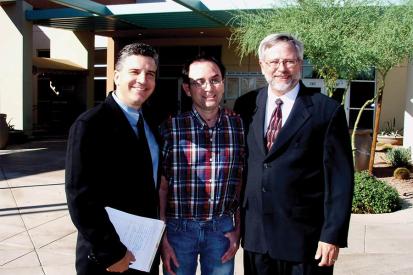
[270,80,292,92]
[265,73,301,94]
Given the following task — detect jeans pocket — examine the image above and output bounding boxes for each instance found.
[166,219,180,232]
[217,216,234,234]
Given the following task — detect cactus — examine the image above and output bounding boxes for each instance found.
[393,167,411,180]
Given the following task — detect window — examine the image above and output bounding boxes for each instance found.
[347,81,376,129]
[37,49,50,58]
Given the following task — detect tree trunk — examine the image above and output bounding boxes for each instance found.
[368,72,387,174]
[368,89,384,173]
[351,97,375,166]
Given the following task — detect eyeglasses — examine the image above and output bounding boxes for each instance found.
[264,59,300,69]
[189,78,223,89]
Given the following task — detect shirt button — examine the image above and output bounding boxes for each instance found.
[209,179,212,183]
[209,158,212,162]
[262,187,267,193]
[264,163,268,168]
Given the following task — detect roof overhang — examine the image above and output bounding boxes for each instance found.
[24,0,275,36]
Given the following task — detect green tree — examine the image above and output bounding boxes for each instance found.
[231,0,372,97]
[230,0,413,170]
[363,3,413,172]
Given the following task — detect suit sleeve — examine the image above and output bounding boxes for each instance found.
[65,119,127,267]
[320,105,354,247]
[233,97,242,114]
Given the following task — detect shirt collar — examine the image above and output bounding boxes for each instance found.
[267,82,300,104]
[190,106,223,129]
[112,91,142,126]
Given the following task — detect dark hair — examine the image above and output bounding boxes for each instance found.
[182,55,226,84]
[115,43,159,71]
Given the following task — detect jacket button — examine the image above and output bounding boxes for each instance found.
[262,187,267,193]
[264,163,268,168]
[88,253,99,264]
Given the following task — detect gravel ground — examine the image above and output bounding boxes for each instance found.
[373,151,413,209]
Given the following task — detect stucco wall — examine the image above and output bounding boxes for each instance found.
[0,1,33,131]
[380,63,408,134]
[404,62,413,152]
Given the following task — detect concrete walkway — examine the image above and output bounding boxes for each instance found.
[0,140,412,275]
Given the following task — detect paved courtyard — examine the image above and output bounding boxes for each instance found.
[1,140,413,274]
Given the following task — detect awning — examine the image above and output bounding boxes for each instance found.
[25,0,275,34]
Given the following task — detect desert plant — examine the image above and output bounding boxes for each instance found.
[380,118,403,137]
[7,118,14,131]
[385,147,412,168]
[393,167,411,180]
[352,171,401,214]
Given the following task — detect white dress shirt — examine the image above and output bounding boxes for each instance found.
[264,83,300,135]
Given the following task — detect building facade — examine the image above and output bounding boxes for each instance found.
[1,0,412,153]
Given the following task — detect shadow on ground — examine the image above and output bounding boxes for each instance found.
[0,139,66,180]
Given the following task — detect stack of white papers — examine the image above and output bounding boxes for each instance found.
[105,207,165,272]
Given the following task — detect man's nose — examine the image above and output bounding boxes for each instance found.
[203,81,214,91]
[277,61,288,71]
[136,72,147,83]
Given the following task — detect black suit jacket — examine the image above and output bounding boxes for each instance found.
[234,83,354,263]
[65,93,159,275]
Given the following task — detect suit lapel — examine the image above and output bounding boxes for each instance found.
[105,92,140,146]
[250,87,268,156]
[266,86,313,156]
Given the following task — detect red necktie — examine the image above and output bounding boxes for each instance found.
[266,98,283,150]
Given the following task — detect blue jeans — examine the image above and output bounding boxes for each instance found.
[164,215,235,275]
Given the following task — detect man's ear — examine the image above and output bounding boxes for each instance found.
[114,70,120,87]
[182,83,191,97]
[258,61,265,74]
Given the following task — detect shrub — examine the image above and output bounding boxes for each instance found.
[385,147,411,167]
[352,171,401,214]
[393,167,411,180]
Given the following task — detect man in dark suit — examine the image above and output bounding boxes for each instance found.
[65,43,160,275]
[234,33,354,275]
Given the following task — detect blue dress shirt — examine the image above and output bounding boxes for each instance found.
[112,92,159,186]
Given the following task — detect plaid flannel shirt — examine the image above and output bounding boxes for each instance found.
[160,107,245,220]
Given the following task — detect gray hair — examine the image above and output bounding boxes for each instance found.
[258,33,304,61]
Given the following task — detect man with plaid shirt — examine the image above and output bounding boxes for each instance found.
[159,55,245,275]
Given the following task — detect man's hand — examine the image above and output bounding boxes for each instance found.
[106,250,135,272]
[161,235,179,275]
[314,241,339,266]
[221,229,240,263]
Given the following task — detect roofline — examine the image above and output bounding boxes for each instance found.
[46,0,112,16]
[26,0,232,31]
[171,0,227,27]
